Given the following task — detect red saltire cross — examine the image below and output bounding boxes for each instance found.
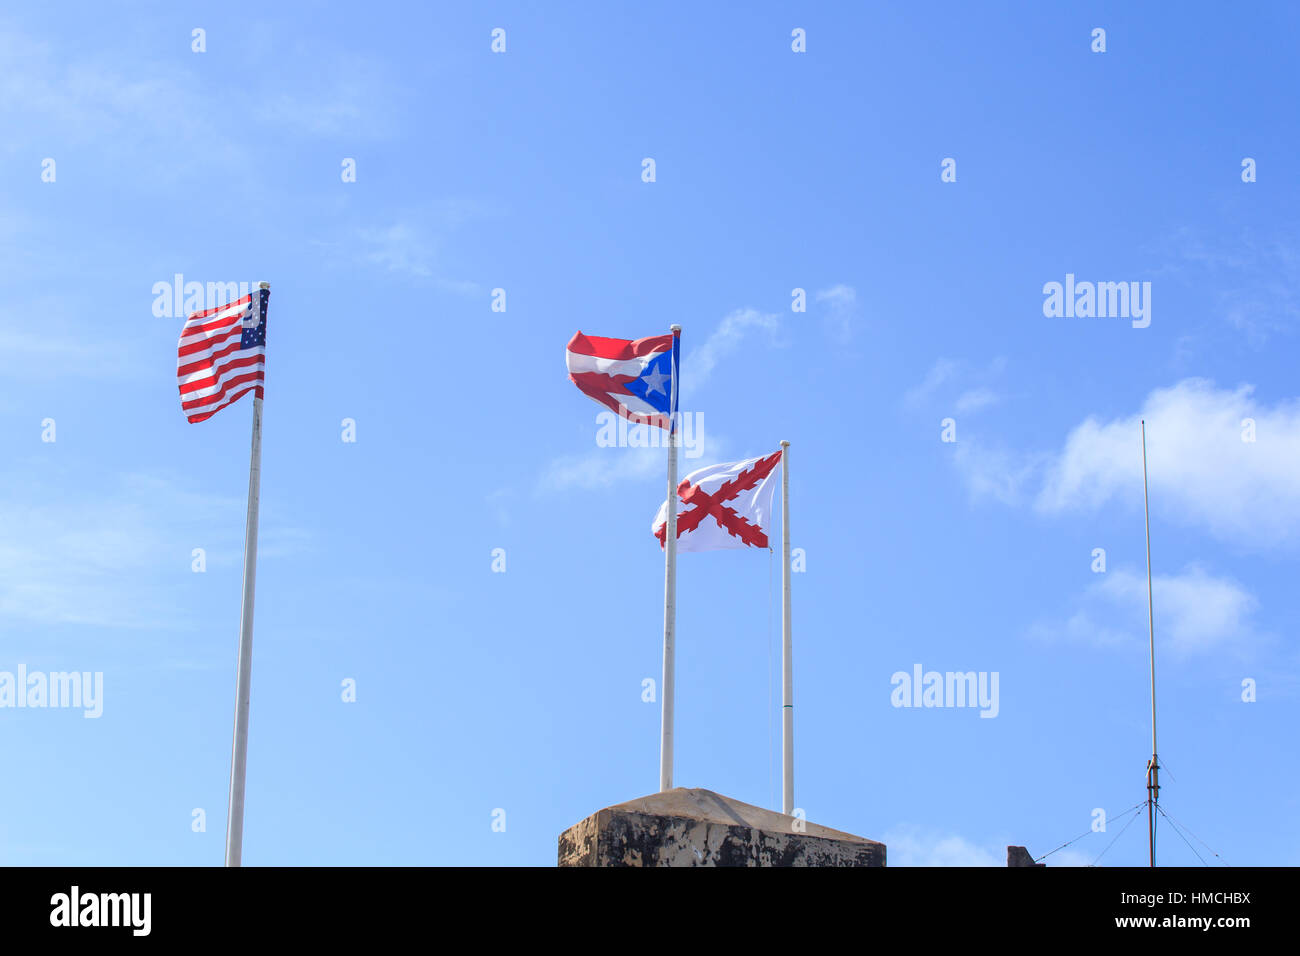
[656,450,783,549]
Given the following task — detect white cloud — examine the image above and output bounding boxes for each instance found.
[905,358,960,408]
[0,26,400,187]
[688,308,782,392]
[882,825,1004,866]
[485,488,513,528]
[1034,379,1300,546]
[0,29,245,176]
[951,442,1047,506]
[0,477,220,630]
[305,227,465,288]
[538,444,664,493]
[539,423,729,494]
[0,315,137,380]
[328,200,496,289]
[1043,848,1094,867]
[358,224,435,279]
[1156,227,1300,344]
[955,387,1000,414]
[815,284,857,341]
[1031,564,1260,655]
[885,825,1095,867]
[0,471,304,632]
[905,356,1006,414]
[816,284,856,308]
[252,57,398,138]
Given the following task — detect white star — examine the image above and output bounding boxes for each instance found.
[641,364,670,397]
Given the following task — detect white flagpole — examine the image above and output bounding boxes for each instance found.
[659,325,681,792]
[224,281,268,867]
[780,440,793,815]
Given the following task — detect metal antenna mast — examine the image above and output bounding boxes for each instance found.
[1141,420,1159,867]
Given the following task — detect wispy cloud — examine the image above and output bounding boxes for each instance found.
[0,27,245,177]
[357,224,436,279]
[904,358,960,408]
[0,475,222,630]
[688,308,783,393]
[951,379,1300,548]
[538,423,728,494]
[0,23,401,185]
[883,825,1093,866]
[882,825,1004,866]
[251,56,401,138]
[0,470,304,633]
[1030,565,1262,656]
[905,356,1007,414]
[485,488,513,528]
[955,387,1000,415]
[1154,227,1300,345]
[537,444,665,493]
[317,199,496,290]
[0,321,137,380]
[951,441,1048,506]
[1035,379,1300,546]
[815,284,858,342]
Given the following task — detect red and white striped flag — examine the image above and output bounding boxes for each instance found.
[565,329,678,431]
[176,287,269,423]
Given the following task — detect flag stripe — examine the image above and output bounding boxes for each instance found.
[186,295,252,321]
[569,373,668,423]
[566,330,673,361]
[178,323,242,358]
[180,309,245,338]
[186,385,262,424]
[176,287,267,424]
[182,369,265,410]
[177,336,244,379]
[179,354,265,396]
[565,352,656,378]
[565,328,678,433]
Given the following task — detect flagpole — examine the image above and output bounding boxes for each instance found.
[779,440,793,815]
[660,325,681,792]
[1141,419,1159,867]
[224,281,268,867]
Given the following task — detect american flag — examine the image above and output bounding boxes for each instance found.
[176,286,269,424]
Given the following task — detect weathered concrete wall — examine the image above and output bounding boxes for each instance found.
[559,788,885,867]
[1006,845,1045,867]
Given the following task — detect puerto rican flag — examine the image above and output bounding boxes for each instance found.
[565,329,678,431]
[653,450,783,552]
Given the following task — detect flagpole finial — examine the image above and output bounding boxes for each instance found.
[780,440,790,448]
[258,281,270,290]
[670,324,681,333]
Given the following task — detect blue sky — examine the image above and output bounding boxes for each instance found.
[2,1,1297,866]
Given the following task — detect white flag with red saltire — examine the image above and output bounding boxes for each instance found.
[652,450,783,552]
